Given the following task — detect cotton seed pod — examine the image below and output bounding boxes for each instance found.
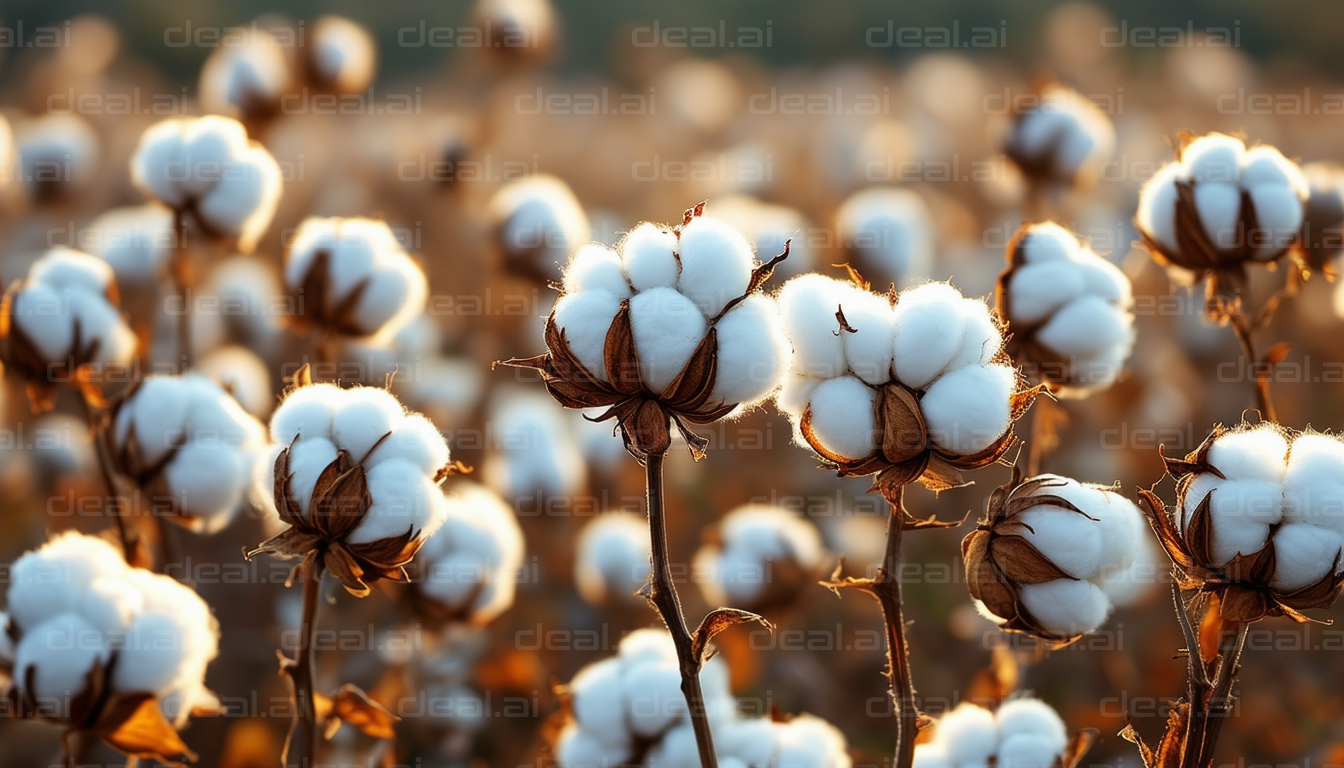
[1135,133,1307,311]
[574,513,650,607]
[198,26,293,124]
[0,248,137,411]
[776,273,1035,492]
[304,16,377,94]
[1138,422,1344,624]
[130,115,283,254]
[85,204,176,286]
[693,504,826,614]
[507,203,792,461]
[963,472,1147,643]
[1300,161,1344,273]
[14,113,99,203]
[1004,83,1115,189]
[487,175,590,283]
[283,216,429,341]
[402,482,524,626]
[105,373,269,533]
[5,531,219,763]
[247,367,455,597]
[913,698,1093,768]
[997,222,1135,396]
[833,187,934,290]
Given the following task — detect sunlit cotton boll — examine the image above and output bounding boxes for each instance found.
[14,113,99,203]
[306,16,377,93]
[694,504,825,612]
[834,187,935,290]
[1005,84,1115,187]
[130,115,283,253]
[489,175,591,282]
[283,216,429,340]
[914,698,1069,768]
[199,25,293,121]
[484,389,586,502]
[85,204,176,286]
[575,513,651,606]
[414,482,525,625]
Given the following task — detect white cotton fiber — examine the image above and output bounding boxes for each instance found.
[994,698,1068,752]
[270,383,343,443]
[1270,524,1343,592]
[777,274,848,379]
[565,244,632,298]
[943,301,1004,373]
[920,364,1014,455]
[352,459,443,544]
[1206,428,1288,482]
[891,284,968,390]
[1017,579,1110,635]
[1207,479,1284,527]
[15,613,108,703]
[837,286,897,385]
[569,658,628,738]
[285,437,339,517]
[912,744,954,768]
[677,216,756,318]
[1246,184,1304,260]
[1136,163,1182,255]
[933,703,998,765]
[331,386,405,462]
[556,724,630,768]
[997,733,1061,768]
[622,658,686,737]
[712,295,790,405]
[1193,182,1242,250]
[1008,261,1086,325]
[620,222,681,290]
[1034,297,1133,358]
[1240,146,1303,191]
[553,289,623,381]
[1012,504,1104,580]
[806,375,878,460]
[629,287,709,394]
[1183,134,1244,183]
[367,414,449,475]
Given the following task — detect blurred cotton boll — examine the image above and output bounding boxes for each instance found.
[1004,83,1116,190]
[84,204,175,286]
[484,388,586,502]
[14,113,99,204]
[488,174,591,283]
[694,504,826,613]
[834,187,935,290]
[472,0,558,65]
[1301,161,1344,272]
[574,513,651,606]
[709,194,816,281]
[305,16,377,94]
[199,25,294,124]
[194,345,275,419]
[914,698,1071,768]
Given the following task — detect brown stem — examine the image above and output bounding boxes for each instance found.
[876,486,919,768]
[1227,311,1276,422]
[286,553,325,768]
[643,452,719,768]
[171,210,192,371]
[155,513,180,573]
[76,391,135,563]
[1175,588,1249,768]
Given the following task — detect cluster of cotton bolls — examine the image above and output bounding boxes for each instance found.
[5,531,219,724]
[833,188,934,290]
[483,388,587,502]
[106,373,269,533]
[410,481,525,625]
[913,699,1071,768]
[574,513,651,606]
[2,247,137,379]
[1004,84,1115,188]
[131,115,283,253]
[1175,426,1344,595]
[554,214,790,409]
[84,204,176,286]
[283,216,429,340]
[776,275,1015,463]
[965,474,1148,639]
[998,222,1135,395]
[489,174,592,282]
[554,629,851,768]
[1136,133,1307,268]
[694,504,826,613]
[14,113,99,203]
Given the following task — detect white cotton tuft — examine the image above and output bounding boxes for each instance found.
[932,703,998,765]
[352,459,446,544]
[622,658,687,737]
[676,216,755,317]
[331,386,406,463]
[994,698,1068,753]
[912,744,954,768]
[619,222,681,290]
[15,613,108,706]
[1017,578,1110,635]
[1193,182,1242,251]
[1034,296,1133,359]
[1012,502,1104,580]
[1270,524,1344,593]
[367,414,449,475]
[997,734,1061,768]
[1136,163,1182,255]
[575,514,651,606]
[837,285,896,385]
[569,658,628,738]
[1207,427,1289,482]
[85,205,175,284]
[553,289,623,382]
[1282,434,1344,534]
[489,175,591,281]
[778,274,848,379]
[1183,133,1244,184]
[555,724,630,768]
[564,244,632,298]
[890,283,969,390]
[711,294,790,405]
[1007,261,1086,326]
[805,376,877,460]
[7,531,128,632]
[629,287,709,394]
[834,187,934,288]
[920,364,1014,455]
[1246,184,1305,260]
[270,383,343,444]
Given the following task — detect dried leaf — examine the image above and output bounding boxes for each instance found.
[99,695,198,766]
[325,684,400,741]
[691,608,774,663]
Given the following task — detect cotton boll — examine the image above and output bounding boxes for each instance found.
[554,289,622,382]
[77,578,144,635]
[1241,146,1306,193]
[712,295,790,404]
[163,443,247,530]
[622,659,687,737]
[575,514,651,605]
[420,551,487,611]
[1019,578,1110,634]
[115,376,193,466]
[1019,223,1081,263]
[1193,182,1243,252]
[1208,517,1271,568]
[284,437,339,517]
[131,119,187,207]
[569,658,628,739]
[778,274,848,379]
[806,376,877,460]
[16,115,99,201]
[179,116,249,198]
[113,610,195,697]
[198,28,292,119]
[555,724,629,768]
[1137,163,1182,255]
[1207,428,1289,482]
[352,460,444,544]
[912,744,954,768]
[1007,261,1087,325]
[1072,256,1131,305]
[774,715,851,768]
[197,149,283,253]
[11,286,75,361]
[776,373,821,418]
[994,698,1068,752]
[629,287,709,394]
[1086,490,1147,572]
[645,725,701,768]
[7,533,127,632]
[564,244,632,298]
[1183,134,1244,184]
[932,703,998,765]
[717,717,779,768]
[1271,524,1344,593]
[1012,504,1104,579]
[677,216,755,317]
[834,187,934,288]
[1283,437,1344,534]
[309,16,376,93]
[331,387,406,462]
[350,258,428,338]
[366,414,448,474]
[997,734,1060,768]
[489,176,591,280]
[15,613,108,706]
[1246,184,1304,260]
[270,383,343,444]
[837,287,896,385]
[891,284,970,390]
[31,247,116,295]
[921,364,1014,455]
[620,222,680,290]
[618,628,679,666]
[1035,296,1134,358]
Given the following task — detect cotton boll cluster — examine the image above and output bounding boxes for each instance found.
[1004,84,1115,188]
[710,194,816,281]
[913,699,1069,768]
[1300,161,1344,271]
[488,175,591,282]
[305,16,377,94]
[693,504,826,613]
[131,115,283,253]
[483,389,586,503]
[574,513,651,606]
[964,474,1148,641]
[1,247,137,392]
[283,216,429,340]
[199,26,293,122]
[708,714,852,768]
[1136,133,1307,275]
[776,274,1025,487]
[85,204,176,286]
[106,373,269,533]
[6,531,219,726]
[410,482,525,625]
[14,114,99,203]
[998,222,1135,395]
[251,378,454,596]
[1145,424,1344,620]
[833,188,934,290]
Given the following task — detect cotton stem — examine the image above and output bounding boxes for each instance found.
[876,485,919,768]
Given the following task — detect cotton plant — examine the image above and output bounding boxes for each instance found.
[693,504,827,615]
[304,16,377,94]
[997,222,1136,396]
[85,204,176,287]
[198,25,293,124]
[0,247,137,411]
[403,481,525,626]
[487,174,591,283]
[912,699,1092,768]
[1003,83,1115,191]
[3,531,219,765]
[104,373,269,534]
[962,472,1148,643]
[14,113,99,203]
[832,188,934,290]
[574,513,651,607]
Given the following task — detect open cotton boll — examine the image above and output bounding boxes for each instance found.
[114,376,193,466]
[806,376,877,459]
[921,364,1014,455]
[619,222,681,290]
[575,514,651,606]
[712,295,790,405]
[309,16,377,93]
[563,244,632,298]
[676,216,755,317]
[1241,146,1308,194]
[1034,296,1134,358]
[194,147,283,253]
[554,289,623,381]
[622,658,687,737]
[891,284,971,390]
[7,532,127,632]
[367,414,449,475]
[270,383,344,444]
[486,389,585,499]
[834,187,934,288]
[418,482,524,623]
[285,437,340,516]
[932,703,998,765]
[199,27,292,118]
[717,717,779,768]
[555,724,630,768]
[994,698,1068,751]
[489,175,591,280]
[1271,524,1344,592]
[569,658,628,741]
[776,372,821,419]
[629,287,709,394]
[331,386,407,463]
[1193,182,1242,250]
[15,613,109,705]
[15,114,98,201]
[163,443,248,530]
[85,205,175,284]
[1011,504,1104,580]
[30,247,116,295]
[778,274,848,379]
[1136,163,1182,256]
[838,286,896,385]
[618,628,680,666]
[1283,436,1344,533]
[997,734,1061,768]
[773,715,852,768]
[944,301,1004,373]
[347,255,428,337]
[1206,428,1289,482]
[1207,479,1285,527]
[350,460,446,544]
[78,578,144,635]
[1182,134,1244,183]
[1018,579,1110,635]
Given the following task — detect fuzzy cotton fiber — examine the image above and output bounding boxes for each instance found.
[833,188,934,290]
[575,513,651,606]
[85,204,176,285]
[1136,133,1308,264]
[6,531,219,724]
[489,175,592,282]
[109,373,269,533]
[7,247,137,372]
[483,389,586,501]
[283,216,429,340]
[777,275,1015,459]
[15,114,99,201]
[552,215,791,409]
[307,16,377,93]
[198,27,293,120]
[694,504,825,609]
[262,382,451,547]
[130,115,283,253]
[414,482,524,625]
[913,699,1069,768]
[1005,85,1115,186]
[1003,222,1135,395]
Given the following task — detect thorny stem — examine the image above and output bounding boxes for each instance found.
[77,390,135,563]
[643,452,719,768]
[1227,311,1276,422]
[171,210,192,371]
[876,486,919,768]
[287,553,325,768]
